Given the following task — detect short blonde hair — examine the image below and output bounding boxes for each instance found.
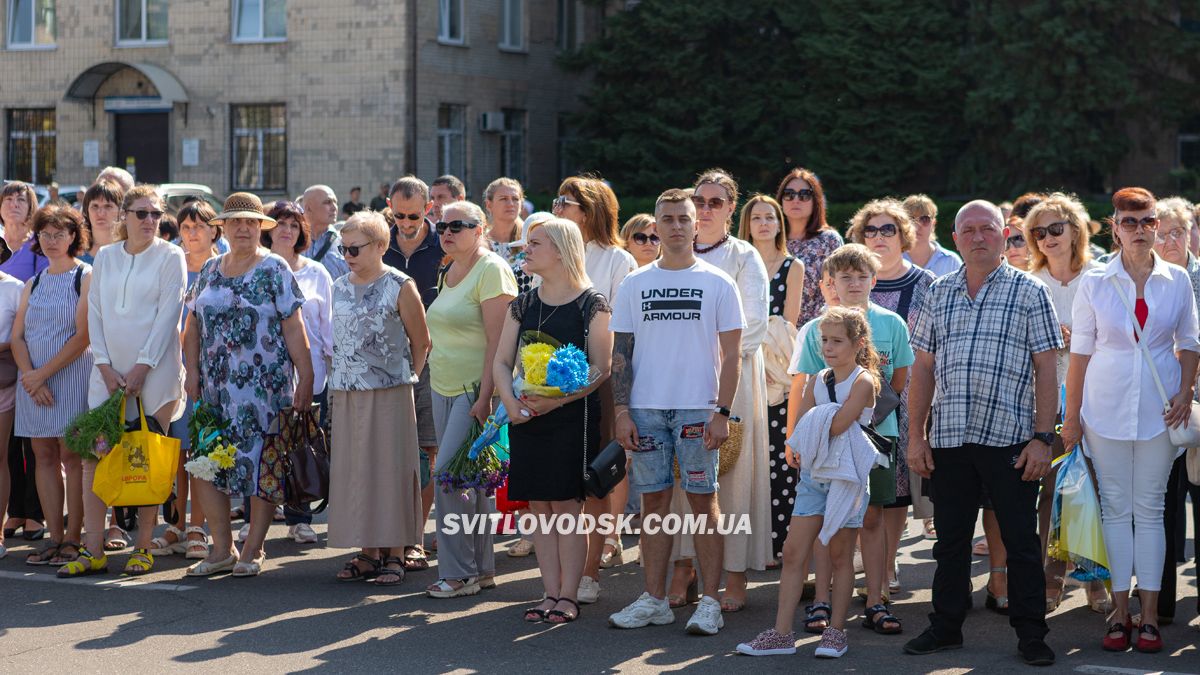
[824,243,881,277]
[1022,192,1092,274]
[846,198,916,252]
[340,210,390,245]
[620,213,654,245]
[536,218,591,289]
[902,194,937,219]
[1157,196,1194,232]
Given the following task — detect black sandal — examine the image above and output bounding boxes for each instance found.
[804,602,832,634]
[376,557,406,586]
[524,596,558,623]
[546,598,580,624]
[337,553,381,582]
[25,541,61,566]
[863,603,902,634]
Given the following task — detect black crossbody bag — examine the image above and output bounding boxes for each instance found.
[575,291,625,499]
[824,370,895,459]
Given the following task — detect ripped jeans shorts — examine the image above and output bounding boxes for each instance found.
[628,408,719,495]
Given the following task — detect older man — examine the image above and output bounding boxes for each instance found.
[905,200,1061,666]
[302,184,351,280]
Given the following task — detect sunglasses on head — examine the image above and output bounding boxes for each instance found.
[436,220,479,235]
[1030,222,1067,240]
[125,209,164,221]
[338,241,375,257]
[780,188,815,202]
[393,212,423,222]
[862,223,898,238]
[1117,216,1159,232]
[551,196,580,211]
[1006,234,1026,248]
[691,195,728,211]
[631,232,660,246]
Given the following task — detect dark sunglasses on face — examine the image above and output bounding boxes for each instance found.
[1117,216,1159,232]
[1030,221,1068,240]
[916,215,933,225]
[631,232,660,246]
[393,212,423,221]
[780,188,815,202]
[436,220,479,235]
[862,223,898,238]
[338,242,375,257]
[1006,234,1026,248]
[125,209,164,221]
[691,195,728,211]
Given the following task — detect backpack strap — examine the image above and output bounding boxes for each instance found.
[311,232,334,262]
[29,271,43,295]
[73,266,82,296]
[823,369,837,403]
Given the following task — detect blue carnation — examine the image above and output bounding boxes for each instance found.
[545,344,590,394]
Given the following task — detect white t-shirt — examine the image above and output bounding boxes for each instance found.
[0,273,22,342]
[610,259,745,409]
[585,241,637,303]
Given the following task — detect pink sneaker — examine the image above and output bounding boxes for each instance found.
[814,626,848,658]
[736,628,797,656]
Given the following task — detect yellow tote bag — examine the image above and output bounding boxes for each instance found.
[92,398,181,507]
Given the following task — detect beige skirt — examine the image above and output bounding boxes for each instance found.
[328,385,423,549]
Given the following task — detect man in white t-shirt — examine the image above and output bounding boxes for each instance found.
[608,188,745,636]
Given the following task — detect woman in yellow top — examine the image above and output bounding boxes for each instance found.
[425,200,518,598]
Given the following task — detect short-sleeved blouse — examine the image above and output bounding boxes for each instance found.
[331,267,418,391]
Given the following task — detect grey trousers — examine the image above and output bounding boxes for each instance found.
[432,391,496,580]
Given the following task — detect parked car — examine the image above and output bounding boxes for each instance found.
[156,183,225,216]
[32,184,86,208]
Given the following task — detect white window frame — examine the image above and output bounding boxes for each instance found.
[115,0,168,47]
[231,104,287,191]
[6,0,56,50]
[232,0,287,44]
[438,0,465,45]
[7,108,57,184]
[437,104,466,181]
[499,0,524,52]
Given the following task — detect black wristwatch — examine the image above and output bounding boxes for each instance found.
[714,406,732,418]
[1032,431,1056,446]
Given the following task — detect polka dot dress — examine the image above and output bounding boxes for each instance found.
[768,256,798,559]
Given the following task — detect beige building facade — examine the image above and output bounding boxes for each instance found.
[1,0,599,201]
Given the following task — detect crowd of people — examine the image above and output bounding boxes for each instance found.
[0,166,1197,667]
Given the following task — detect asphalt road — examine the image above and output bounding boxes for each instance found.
[0,512,1196,674]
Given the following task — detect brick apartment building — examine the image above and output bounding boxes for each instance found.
[0,0,601,200]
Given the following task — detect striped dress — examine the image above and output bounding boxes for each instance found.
[15,264,93,438]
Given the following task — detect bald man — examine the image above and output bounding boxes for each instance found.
[302,184,350,280]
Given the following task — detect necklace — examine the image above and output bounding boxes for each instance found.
[536,291,561,333]
[693,233,729,255]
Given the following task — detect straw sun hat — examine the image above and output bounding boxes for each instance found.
[212,192,277,229]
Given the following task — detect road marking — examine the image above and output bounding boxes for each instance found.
[0,569,197,592]
[1076,665,1198,675]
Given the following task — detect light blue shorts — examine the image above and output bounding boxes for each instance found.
[791,470,867,528]
[629,408,719,495]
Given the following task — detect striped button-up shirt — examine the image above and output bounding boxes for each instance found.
[910,261,1063,448]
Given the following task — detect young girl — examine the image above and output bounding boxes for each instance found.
[738,307,882,659]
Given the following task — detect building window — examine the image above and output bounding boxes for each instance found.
[233,0,286,42]
[231,104,286,191]
[500,0,523,51]
[116,0,167,45]
[6,0,55,49]
[437,104,466,181]
[501,109,526,185]
[557,113,578,182]
[6,109,56,184]
[557,0,578,52]
[438,0,464,44]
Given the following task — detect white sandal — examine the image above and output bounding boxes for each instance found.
[232,552,266,577]
[185,554,237,577]
[184,526,211,560]
[426,577,481,598]
[149,525,186,556]
[600,537,624,568]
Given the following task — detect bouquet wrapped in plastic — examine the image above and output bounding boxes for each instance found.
[1047,442,1111,583]
[435,385,511,499]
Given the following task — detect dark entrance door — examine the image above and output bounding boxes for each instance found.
[114,113,169,184]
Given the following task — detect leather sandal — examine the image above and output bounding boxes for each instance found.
[402,546,429,571]
[376,557,405,586]
[50,541,81,566]
[186,554,237,577]
[25,541,61,566]
[184,527,211,560]
[338,553,381,581]
[524,596,558,623]
[150,525,186,556]
[546,598,580,624]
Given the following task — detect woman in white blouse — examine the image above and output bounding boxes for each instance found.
[1061,187,1200,653]
[68,185,187,576]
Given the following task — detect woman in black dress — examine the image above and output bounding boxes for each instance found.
[493,217,612,624]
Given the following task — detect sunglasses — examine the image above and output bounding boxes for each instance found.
[338,241,375,257]
[862,223,898,238]
[1030,221,1067,240]
[393,212,423,222]
[631,232,660,246]
[125,209,164,221]
[780,188,815,202]
[691,195,728,211]
[551,196,581,211]
[1117,216,1159,232]
[916,215,933,226]
[436,220,479,235]
[1006,234,1027,249]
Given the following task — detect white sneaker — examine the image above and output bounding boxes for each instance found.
[288,523,318,544]
[578,575,601,604]
[236,523,250,543]
[685,596,724,635]
[608,592,675,629]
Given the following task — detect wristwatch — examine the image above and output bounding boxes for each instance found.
[1033,431,1056,446]
[714,406,732,418]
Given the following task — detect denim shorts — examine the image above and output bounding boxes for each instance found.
[629,408,719,495]
[791,470,867,528]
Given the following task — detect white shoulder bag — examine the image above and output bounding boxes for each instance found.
[1107,275,1200,448]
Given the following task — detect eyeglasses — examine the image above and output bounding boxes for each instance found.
[392,212,423,222]
[631,232,660,246]
[1117,216,1159,232]
[551,196,581,211]
[1157,227,1188,242]
[691,196,729,211]
[125,209,164,222]
[862,223,898,238]
[780,188,815,202]
[916,215,933,226]
[1006,234,1026,249]
[338,241,375,257]
[36,230,72,243]
[1030,221,1068,241]
[435,220,479,235]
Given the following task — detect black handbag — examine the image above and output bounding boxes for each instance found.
[824,370,894,459]
[284,410,331,514]
[871,381,901,428]
[575,290,626,499]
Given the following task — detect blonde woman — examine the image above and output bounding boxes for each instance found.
[902,194,961,278]
[484,178,531,292]
[621,214,660,268]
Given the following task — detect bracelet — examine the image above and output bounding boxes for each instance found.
[615,409,631,420]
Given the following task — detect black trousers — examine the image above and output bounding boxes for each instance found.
[929,443,1048,643]
[1160,455,1200,618]
[6,435,42,521]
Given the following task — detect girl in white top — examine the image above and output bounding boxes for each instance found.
[72,185,187,576]
[1061,188,1200,652]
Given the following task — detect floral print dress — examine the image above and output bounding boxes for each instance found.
[787,228,843,327]
[185,253,304,496]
